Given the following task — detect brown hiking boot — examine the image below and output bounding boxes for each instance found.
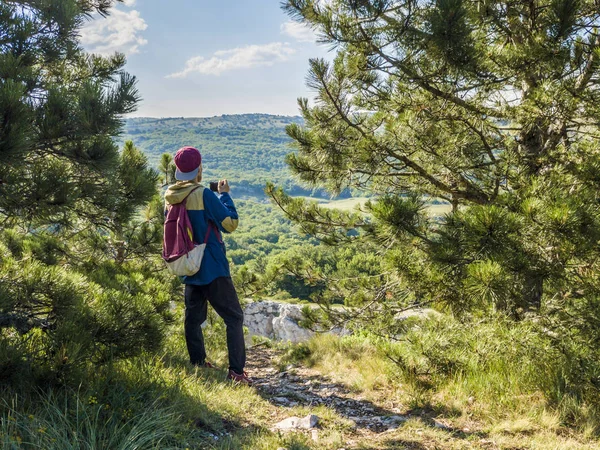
[227,369,253,386]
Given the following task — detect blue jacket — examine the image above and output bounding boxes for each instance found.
[164,181,239,285]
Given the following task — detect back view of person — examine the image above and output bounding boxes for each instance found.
[164,146,252,385]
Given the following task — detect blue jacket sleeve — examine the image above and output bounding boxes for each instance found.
[203,189,239,233]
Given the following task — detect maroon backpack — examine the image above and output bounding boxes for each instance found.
[162,187,213,276]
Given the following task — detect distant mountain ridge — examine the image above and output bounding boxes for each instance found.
[119,113,309,197]
[125,114,303,132]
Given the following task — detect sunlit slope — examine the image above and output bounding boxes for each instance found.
[119,114,304,196]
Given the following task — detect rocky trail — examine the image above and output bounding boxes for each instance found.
[239,343,599,450]
[245,345,461,450]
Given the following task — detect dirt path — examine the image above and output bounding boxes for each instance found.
[246,345,417,446]
[244,346,596,450]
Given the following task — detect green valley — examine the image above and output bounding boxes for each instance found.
[120,114,315,197]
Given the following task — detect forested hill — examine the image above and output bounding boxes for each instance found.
[119,114,307,197]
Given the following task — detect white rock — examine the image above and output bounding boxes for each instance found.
[299,414,319,429]
[274,416,301,430]
[273,307,314,342]
[433,419,450,429]
[244,301,315,343]
[275,414,319,430]
[245,300,438,343]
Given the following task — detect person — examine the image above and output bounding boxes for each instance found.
[164,146,252,385]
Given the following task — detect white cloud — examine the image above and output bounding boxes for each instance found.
[122,0,137,5]
[167,42,296,78]
[281,20,316,43]
[80,6,148,56]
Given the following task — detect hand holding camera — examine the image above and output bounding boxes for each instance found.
[209,179,230,194]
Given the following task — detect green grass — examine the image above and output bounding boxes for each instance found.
[279,316,600,449]
[4,303,599,448]
[0,306,350,450]
[1,392,181,449]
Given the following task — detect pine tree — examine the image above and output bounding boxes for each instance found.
[0,0,139,229]
[0,1,172,380]
[158,153,177,186]
[271,1,600,327]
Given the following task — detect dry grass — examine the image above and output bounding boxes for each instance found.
[280,333,600,449]
[5,305,599,449]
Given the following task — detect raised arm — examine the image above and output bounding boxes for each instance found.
[203,186,239,233]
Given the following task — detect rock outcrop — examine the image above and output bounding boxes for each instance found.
[244,300,314,343]
[243,299,439,343]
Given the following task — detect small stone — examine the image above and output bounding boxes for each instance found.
[311,429,318,441]
[275,417,299,430]
[272,397,290,404]
[387,415,407,423]
[300,414,319,429]
[433,420,449,429]
[274,414,319,430]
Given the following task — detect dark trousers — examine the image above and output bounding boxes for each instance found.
[184,277,246,374]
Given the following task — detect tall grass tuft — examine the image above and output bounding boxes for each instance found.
[1,391,182,449]
[284,314,600,435]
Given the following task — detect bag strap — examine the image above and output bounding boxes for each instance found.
[180,187,224,245]
[203,221,223,244]
[203,221,213,244]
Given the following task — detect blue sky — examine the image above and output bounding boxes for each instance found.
[80,0,331,117]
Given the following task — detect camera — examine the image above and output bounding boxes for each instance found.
[209,181,219,192]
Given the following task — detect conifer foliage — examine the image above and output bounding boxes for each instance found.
[0,1,172,382]
[271,0,600,331]
[0,0,141,227]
